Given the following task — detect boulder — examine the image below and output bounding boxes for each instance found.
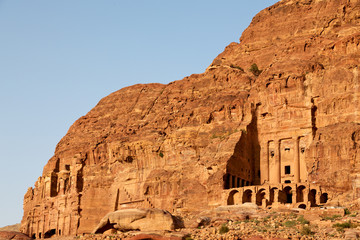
[93,208,176,233]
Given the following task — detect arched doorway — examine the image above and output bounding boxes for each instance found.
[320,193,328,204]
[309,189,317,207]
[227,190,240,205]
[279,186,292,204]
[298,204,307,209]
[242,189,253,203]
[296,185,306,203]
[269,187,278,205]
[256,189,266,207]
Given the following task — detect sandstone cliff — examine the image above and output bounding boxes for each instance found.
[21,0,360,238]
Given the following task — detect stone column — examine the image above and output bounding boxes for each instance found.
[251,191,256,204]
[303,189,309,203]
[272,188,280,207]
[239,190,244,204]
[262,198,267,208]
[274,140,281,183]
[292,190,297,205]
[294,137,300,183]
[260,141,269,183]
[316,192,321,205]
[229,175,233,189]
[274,189,279,202]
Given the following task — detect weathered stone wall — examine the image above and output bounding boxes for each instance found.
[21,0,360,237]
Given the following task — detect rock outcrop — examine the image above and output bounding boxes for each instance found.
[92,208,175,233]
[21,0,360,238]
[0,231,32,240]
[0,224,20,232]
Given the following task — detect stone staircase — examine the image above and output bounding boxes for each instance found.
[122,187,133,202]
[145,197,154,208]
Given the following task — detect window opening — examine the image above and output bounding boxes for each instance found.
[285,165,291,174]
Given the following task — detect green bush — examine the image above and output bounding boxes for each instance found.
[333,221,356,231]
[159,152,164,158]
[344,208,351,215]
[219,224,229,234]
[297,215,310,225]
[249,63,262,76]
[322,215,341,221]
[252,219,260,224]
[300,226,313,235]
[283,220,297,227]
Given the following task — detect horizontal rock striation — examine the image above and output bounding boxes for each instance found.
[21,0,360,238]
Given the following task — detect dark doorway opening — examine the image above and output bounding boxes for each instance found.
[296,185,306,202]
[298,204,307,209]
[280,187,292,204]
[287,193,293,203]
[285,166,291,174]
[256,190,266,206]
[227,190,239,205]
[243,190,253,203]
[44,229,56,238]
[320,193,328,204]
[309,189,317,207]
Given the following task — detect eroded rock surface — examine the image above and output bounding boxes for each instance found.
[21,0,360,238]
[93,208,175,233]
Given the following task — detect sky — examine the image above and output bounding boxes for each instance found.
[0,0,279,227]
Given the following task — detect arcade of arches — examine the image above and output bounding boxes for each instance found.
[224,183,329,209]
[222,124,330,209]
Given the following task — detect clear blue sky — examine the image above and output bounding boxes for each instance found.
[0,1,278,227]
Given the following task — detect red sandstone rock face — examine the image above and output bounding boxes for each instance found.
[21,0,360,237]
[0,231,32,240]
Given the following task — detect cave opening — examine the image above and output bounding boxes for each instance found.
[320,193,328,204]
[44,229,56,238]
